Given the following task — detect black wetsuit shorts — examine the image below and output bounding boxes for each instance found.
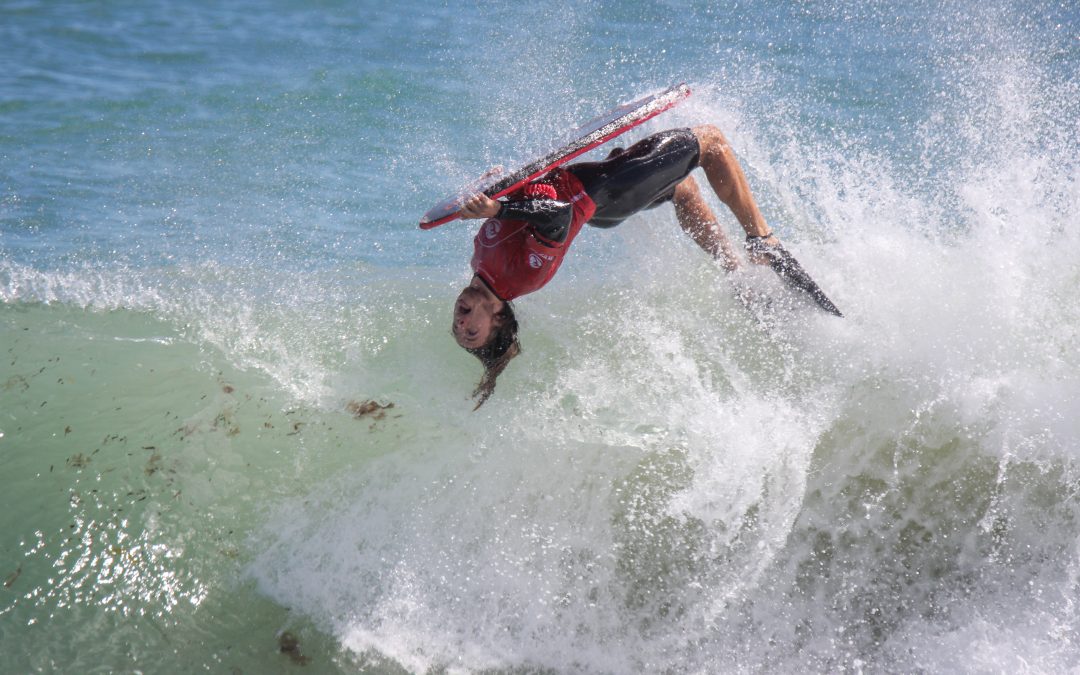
[566,128,701,229]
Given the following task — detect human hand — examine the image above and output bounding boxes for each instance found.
[457,193,501,219]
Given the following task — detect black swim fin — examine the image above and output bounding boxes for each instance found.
[746,236,843,317]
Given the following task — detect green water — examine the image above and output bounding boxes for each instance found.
[0,304,404,673]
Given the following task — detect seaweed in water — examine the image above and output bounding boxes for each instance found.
[278,631,310,665]
[346,399,395,421]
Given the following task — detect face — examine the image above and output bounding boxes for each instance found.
[452,285,503,350]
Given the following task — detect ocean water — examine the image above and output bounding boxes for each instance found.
[3,0,1079,672]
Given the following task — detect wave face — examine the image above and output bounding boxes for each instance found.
[2,0,1079,672]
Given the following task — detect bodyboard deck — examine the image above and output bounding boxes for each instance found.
[419,83,691,229]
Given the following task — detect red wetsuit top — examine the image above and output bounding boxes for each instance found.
[471,168,596,300]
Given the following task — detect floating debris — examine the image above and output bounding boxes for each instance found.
[4,565,21,588]
[145,452,162,477]
[178,421,201,438]
[278,632,310,666]
[212,410,240,437]
[346,399,395,421]
[67,453,91,469]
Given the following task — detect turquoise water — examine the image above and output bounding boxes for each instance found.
[3,0,1080,672]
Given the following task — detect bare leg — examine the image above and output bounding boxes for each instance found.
[691,124,843,316]
[692,124,773,241]
[671,175,740,273]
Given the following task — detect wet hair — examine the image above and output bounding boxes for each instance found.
[465,301,520,409]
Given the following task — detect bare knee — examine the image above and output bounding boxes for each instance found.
[692,124,740,201]
[692,124,731,156]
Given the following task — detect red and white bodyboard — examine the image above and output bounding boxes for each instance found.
[419,83,691,229]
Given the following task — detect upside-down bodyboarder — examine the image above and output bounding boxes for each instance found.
[446,124,841,407]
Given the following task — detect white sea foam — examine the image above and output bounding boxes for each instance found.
[247,41,1080,670]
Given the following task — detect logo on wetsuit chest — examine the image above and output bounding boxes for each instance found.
[484,219,501,239]
[528,252,553,269]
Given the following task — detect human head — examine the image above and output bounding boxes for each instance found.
[452,283,505,350]
[452,282,520,408]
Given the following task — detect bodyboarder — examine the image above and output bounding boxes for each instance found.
[449,124,841,408]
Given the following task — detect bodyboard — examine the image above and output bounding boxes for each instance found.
[419,83,691,229]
